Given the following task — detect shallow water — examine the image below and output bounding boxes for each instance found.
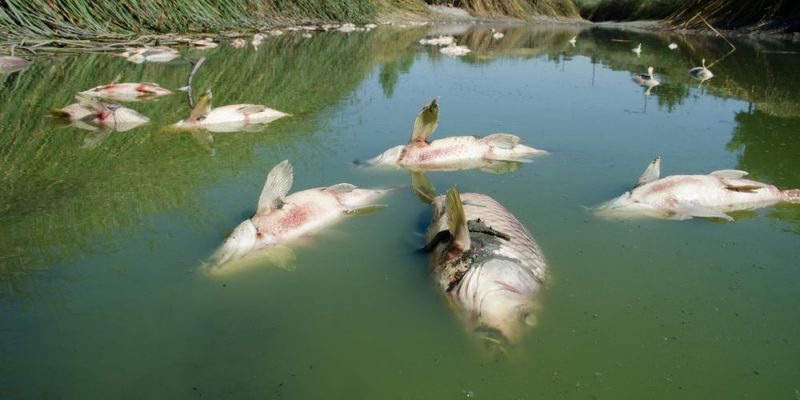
[1,23,799,399]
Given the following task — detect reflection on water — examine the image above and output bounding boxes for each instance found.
[1,23,799,399]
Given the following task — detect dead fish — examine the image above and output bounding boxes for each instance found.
[367,98,546,171]
[632,66,660,95]
[49,97,149,129]
[632,43,642,57]
[206,160,390,274]
[595,156,800,221]
[425,186,547,347]
[689,59,714,82]
[0,56,32,74]
[117,46,180,64]
[191,38,218,49]
[172,89,289,131]
[230,38,247,48]
[79,82,173,102]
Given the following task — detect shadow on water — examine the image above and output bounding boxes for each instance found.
[0,28,425,299]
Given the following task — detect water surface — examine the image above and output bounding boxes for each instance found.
[1,23,799,399]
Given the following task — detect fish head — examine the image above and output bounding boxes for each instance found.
[594,191,656,219]
[465,259,540,346]
[207,219,260,273]
[365,145,404,167]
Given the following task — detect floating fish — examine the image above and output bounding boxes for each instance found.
[595,156,800,221]
[0,55,32,74]
[118,46,180,64]
[419,36,455,46]
[191,38,218,49]
[668,43,678,50]
[230,38,247,48]
[78,82,173,102]
[49,97,149,131]
[569,36,577,47]
[689,58,714,82]
[425,186,547,347]
[366,98,546,172]
[206,160,390,274]
[440,44,471,57]
[172,89,289,132]
[632,66,660,95]
[632,43,642,57]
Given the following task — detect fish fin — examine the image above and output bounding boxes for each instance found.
[188,89,212,122]
[674,201,734,221]
[446,186,471,252]
[345,204,386,216]
[635,156,661,187]
[257,160,293,214]
[482,133,521,149]
[48,108,71,119]
[411,171,437,204]
[325,183,357,192]
[175,85,191,92]
[409,98,439,143]
[710,169,748,179]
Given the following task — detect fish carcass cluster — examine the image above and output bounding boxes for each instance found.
[33,29,799,354]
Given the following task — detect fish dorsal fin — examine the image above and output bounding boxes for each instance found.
[636,156,661,187]
[188,89,212,122]
[409,98,439,143]
[709,169,748,179]
[325,183,357,193]
[446,186,471,252]
[257,160,293,214]
[482,133,521,149]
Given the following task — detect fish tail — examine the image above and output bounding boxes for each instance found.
[784,189,800,204]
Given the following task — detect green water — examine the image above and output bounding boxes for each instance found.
[2,24,799,399]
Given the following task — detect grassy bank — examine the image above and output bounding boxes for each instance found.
[0,0,582,38]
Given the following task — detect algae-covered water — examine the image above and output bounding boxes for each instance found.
[1,24,799,399]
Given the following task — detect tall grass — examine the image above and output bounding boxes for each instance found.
[0,0,585,38]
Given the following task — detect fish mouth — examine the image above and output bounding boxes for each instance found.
[205,219,259,273]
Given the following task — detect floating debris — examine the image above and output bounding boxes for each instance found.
[230,38,247,48]
[440,44,471,57]
[269,29,284,36]
[419,35,455,46]
[668,43,678,50]
[492,31,504,40]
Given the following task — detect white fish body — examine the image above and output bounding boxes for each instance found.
[79,82,173,102]
[689,59,714,82]
[596,157,800,221]
[120,47,180,64]
[426,187,547,345]
[367,99,546,171]
[207,160,389,274]
[172,89,289,131]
